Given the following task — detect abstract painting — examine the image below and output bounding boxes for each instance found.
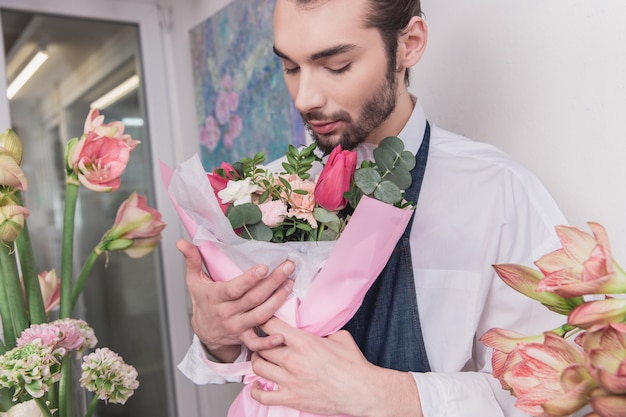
[189,0,306,170]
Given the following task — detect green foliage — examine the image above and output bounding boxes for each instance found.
[281,143,320,180]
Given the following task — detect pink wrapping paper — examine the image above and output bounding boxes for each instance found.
[161,156,413,417]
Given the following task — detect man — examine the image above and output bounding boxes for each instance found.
[177,0,567,415]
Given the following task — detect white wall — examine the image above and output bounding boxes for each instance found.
[413,0,626,256]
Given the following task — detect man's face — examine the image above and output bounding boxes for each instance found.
[273,0,400,153]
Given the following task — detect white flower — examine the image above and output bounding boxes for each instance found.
[3,399,45,417]
[80,348,139,404]
[217,177,260,206]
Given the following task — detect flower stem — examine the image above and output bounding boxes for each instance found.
[15,191,46,324]
[60,182,80,318]
[0,241,29,344]
[71,249,101,310]
[85,394,99,417]
[34,397,54,417]
[58,356,73,417]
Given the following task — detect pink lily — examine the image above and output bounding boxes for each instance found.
[493,264,583,315]
[503,333,596,417]
[536,223,626,297]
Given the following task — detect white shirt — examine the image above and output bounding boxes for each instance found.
[179,101,569,417]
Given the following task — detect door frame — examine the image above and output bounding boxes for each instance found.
[0,1,197,416]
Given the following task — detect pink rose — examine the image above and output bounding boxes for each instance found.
[201,116,220,151]
[215,92,232,125]
[314,145,357,211]
[283,174,317,227]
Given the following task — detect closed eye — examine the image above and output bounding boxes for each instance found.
[327,63,351,74]
[284,66,300,75]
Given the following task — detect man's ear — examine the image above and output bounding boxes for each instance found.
[397,16,428,69]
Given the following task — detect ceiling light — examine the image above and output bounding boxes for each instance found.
[90,74,140,110]
[6,50,49,100]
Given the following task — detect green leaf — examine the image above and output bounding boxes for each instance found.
[373,147,397,174]
[373,180,403,204]
[293,189,309,195]
[106,238,134,250]
[314,207,342,233]
[397,150,416,171]
[243,222,273,241]
[282,162,296,174]
[384,167,412,190]
[227,203,262,229]
[354,168,381,195]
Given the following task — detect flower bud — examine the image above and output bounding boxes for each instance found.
[0,204,30,241]
[0,152,28,190]
[314,145,357,211]
[0,128,23,165]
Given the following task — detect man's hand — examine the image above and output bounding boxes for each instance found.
[250,317,423,417]
[177,240,295,362]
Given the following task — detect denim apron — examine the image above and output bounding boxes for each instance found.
[342,123,431,372]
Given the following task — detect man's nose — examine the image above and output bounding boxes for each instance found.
[293,70,325,114]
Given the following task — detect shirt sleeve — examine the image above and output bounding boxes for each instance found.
[177,335,248,384]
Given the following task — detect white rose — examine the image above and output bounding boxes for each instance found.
[217,178,260,206]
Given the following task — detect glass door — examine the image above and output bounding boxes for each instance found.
[1,9,172,417]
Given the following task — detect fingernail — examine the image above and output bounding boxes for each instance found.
[271,336,282,346]
[284,279,294,292]
[283,261,295,275]
[255,265,268,278]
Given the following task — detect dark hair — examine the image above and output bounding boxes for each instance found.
[294,0,423,85]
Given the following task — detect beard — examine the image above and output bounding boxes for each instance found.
[301,66,398,154]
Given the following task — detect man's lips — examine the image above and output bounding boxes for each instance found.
[308,120,342,135]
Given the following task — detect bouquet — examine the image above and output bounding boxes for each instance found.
[480,222,626,417]
[0,109,166,417]
[163,136,416,417]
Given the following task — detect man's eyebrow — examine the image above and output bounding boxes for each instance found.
[273,43,358,63]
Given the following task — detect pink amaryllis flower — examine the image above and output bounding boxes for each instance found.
[0,128,23,165]
[0,204,30,241]
[589,392,626,417]
[576,323,626,394]
[535,223,626,297]
[503,332,596,417]
[568,298,626,329]
[38,269,61,313]
[479,328,546,391]
[493,264,583,315]
[0,151,27,191]
[314,145,357,211]
[65,108,139,192]
[100,192,166,258]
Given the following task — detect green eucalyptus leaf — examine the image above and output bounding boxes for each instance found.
[243,222,273,241]
[379,136,404,153]
[385,167,412,190]
[397,150,416,171]
[373,180,403,204]
[314,207,342,233]
[227,203,262,229]
[354,168,381,195]
[373,147,397,174]
[232,161,244,177]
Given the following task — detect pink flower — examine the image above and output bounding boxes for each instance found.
[535,223,626,297]
[589,393,626,417]
[17,319,96,355]
[502,333,595,417]
[221,74,233,90]
[568,298,626,329]
[215,92,232,125]
[228,92,239,112]
[480,328,546,391]
[258,200,288,227]
[284,174,317,227]
[38,269,60,313]
[0,204,30,241]
[66,110,139,192]
[201,116,220,151]
[208,162,240,214]
[493,264,583,315]
[314,145,357,211]
[577,323,626,394]
[0,128,23,165]
[103,192,166,258]
[0,151,28,190]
